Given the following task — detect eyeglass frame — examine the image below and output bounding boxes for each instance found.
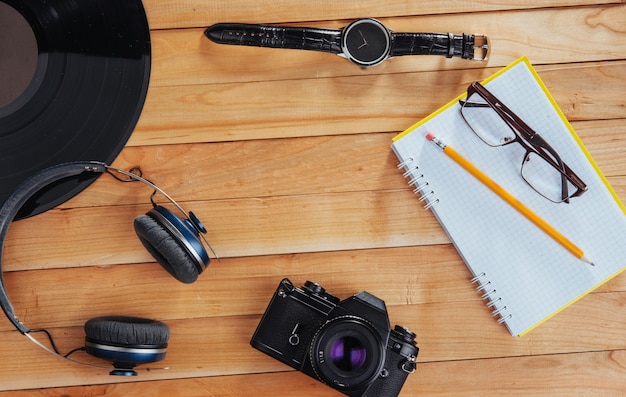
[459,81,588,203]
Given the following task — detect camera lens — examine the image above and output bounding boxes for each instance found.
[329,336,367,372]
[311,316,384,390]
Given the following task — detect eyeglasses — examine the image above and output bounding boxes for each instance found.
[459,82,587,203]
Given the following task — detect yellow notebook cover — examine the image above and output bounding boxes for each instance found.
[391,57,626,336]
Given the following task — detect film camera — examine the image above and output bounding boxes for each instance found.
[250,278,418,397]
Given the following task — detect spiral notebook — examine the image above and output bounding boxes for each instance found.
[391,57,626,336]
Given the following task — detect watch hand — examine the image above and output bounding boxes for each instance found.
[358,29,368,49]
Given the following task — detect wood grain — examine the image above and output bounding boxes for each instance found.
[1,291,625,390]
[141,0,624,30]
[3,349,626,396]
[1,0,625,395]
[133,60,626,146]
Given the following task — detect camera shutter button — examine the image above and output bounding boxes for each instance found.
[303,281,324,294]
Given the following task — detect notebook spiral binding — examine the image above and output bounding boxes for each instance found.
[397,158,439,210]
[471,272,512,324]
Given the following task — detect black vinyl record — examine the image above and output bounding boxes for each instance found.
[0,0,150,219]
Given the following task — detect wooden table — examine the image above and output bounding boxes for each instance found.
[1,1,625,395]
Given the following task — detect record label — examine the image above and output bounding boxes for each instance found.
[0,3,37,108]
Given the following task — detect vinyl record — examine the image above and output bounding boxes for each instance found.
[0,0,150,219]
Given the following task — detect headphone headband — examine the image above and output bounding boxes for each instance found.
[0,161,108,333]
[0,161,216,375]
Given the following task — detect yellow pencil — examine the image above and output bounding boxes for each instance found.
[425,132,594,266]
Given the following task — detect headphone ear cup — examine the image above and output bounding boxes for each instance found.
[84,316,170,376]
[134,213,202,284]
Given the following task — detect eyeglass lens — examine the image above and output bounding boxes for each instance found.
[460,92,517,147]
[521,152,579,203]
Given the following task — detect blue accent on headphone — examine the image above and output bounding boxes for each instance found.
[147,205,210,274]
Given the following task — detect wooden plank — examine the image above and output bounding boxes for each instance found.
[142,0,623,30]
[609,177,626,206]
[3,350,624,396]
[3,244,625,333]
[54,118,626,210]
[133,60,626,146]
[5,177,625,271]
[410,350,626,397]
[148,6,626,88]
[78,132,409,205]
[0,245,495,332]
[2,189,446,270]
[1,291,625,391]
[574,119,626,177]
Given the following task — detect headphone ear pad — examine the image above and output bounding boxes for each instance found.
[84,316,170,347]
[84,316,169,374]
[134,214,200,284]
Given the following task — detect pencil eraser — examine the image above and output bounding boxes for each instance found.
[425,132,435,141]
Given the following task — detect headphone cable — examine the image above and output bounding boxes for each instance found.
[24,329,170,372]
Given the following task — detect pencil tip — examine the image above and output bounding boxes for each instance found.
[580,254,594,266]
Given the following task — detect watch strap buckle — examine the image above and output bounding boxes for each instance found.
[471,34,490,61]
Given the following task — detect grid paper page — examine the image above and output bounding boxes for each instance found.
[392,58,626,336]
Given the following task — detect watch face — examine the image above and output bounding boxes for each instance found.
[341,19,390,67]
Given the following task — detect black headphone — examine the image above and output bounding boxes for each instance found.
[0,161,217,375]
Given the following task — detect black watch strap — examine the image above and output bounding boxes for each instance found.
[205,23,342,54]
[390,33,487,60]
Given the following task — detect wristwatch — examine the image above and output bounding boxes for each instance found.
[204,18,489,68]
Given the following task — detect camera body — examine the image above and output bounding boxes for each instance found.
[250,278,418,397]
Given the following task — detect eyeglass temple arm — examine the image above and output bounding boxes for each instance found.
[468,82,544,139]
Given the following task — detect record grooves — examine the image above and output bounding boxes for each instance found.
[0,0,151,219]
